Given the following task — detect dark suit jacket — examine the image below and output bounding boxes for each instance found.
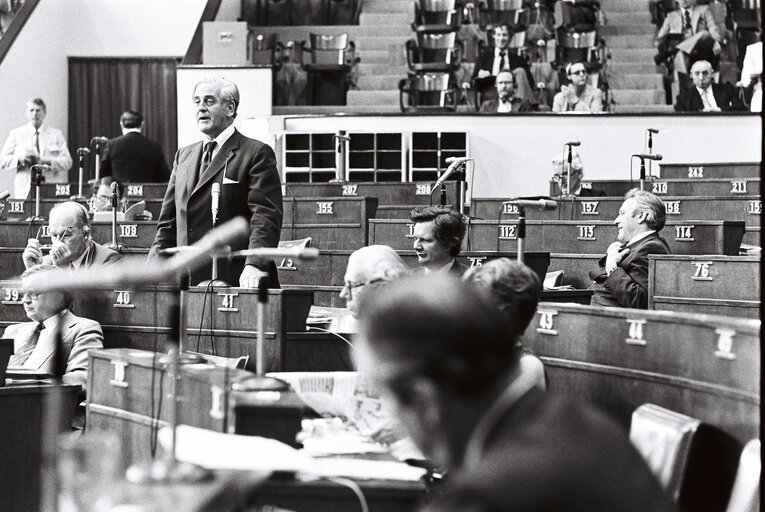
[102,132,170,183]
[479,97,533,113]
[150,129,283,287]
[472,47,531,93]
[589,232,671,309]
[423,388,676,512]
[674,84,743,112]
[41,239,122,268]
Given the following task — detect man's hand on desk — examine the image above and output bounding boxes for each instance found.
[240,264,268,288]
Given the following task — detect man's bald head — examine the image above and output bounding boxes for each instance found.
[340,245,408,317]
[47,201,91,265]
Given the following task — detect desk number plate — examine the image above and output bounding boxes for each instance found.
[536,310,558,335]
[625,319,647,346]
[692,262,714,281]
[218,292,239,312]
[114,290,135,308]
[109,361,129,388]
[120,224,138,238]
[126,185,144,197]
[2,288,22,305]
[576,225,596,241]
[675,225,695,242]
[714,328,736,360]
[55,184,71,196]
[415,184,431,195]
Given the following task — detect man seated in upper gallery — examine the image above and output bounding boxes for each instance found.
[654,0,723,76]
[675,59,744,112]
[589,189,670,309]
[409,206,467,276]
[149,77,283,288]
[101,110,170,183]
[354,274,676,512]
[5,264,104,390]
[0,97,72,199]
[551,149,607,197]
[479,70,533,113]
[22,201,121,271]
[331,244,409,333]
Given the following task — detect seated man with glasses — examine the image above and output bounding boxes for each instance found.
[552,61,604,113]
[91,176,127,213]
[332,245,409,333]
[22,201,121,271]
[4,264,104,390]
[551,150,606,197]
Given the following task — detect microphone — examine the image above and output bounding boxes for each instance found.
[632,153,663,160]
[647,128,660,134]
[30,164,51,172]
[110,181,119,208]
[90,136,109,145]
[77,147,91,157]
[564,141,581,146]
[504,199,558,211]
[434,157,472,189]
[211,182,220,225]
[445,156,473,164]
[0,190,10,201]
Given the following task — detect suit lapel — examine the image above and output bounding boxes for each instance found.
[24,311,76,371]
[192,131,241,196]
[183,142,204,200]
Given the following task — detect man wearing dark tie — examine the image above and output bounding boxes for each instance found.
[150,77,283,287]
[0,98,72,199]
[4,264,103,390]
[589,189,670,309]
[479,71,533,113]
[101,110,170,183]
[654,0,722,75]
[675,59,743,112]
[471,23,535,105]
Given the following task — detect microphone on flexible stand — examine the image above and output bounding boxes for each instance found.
[560,142,581,196]
[631,154,663,191]
[433,157,472,213]
[645,128,660,178]
[26,164,50,221]
[71,147,90,201]
[197,182,229,287]
[504,198,558,263]
[90,136,108,182]
[105,181,123,253]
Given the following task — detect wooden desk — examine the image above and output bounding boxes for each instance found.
[283,196,377,226]
[648,254,761,318]
[471,196,761,226]
[658,162,759,180]
[548,253,601,289]
[3,197,163,221]
[525,303,760,444]
[32,182,168,201]
[0,220,157,248]
[0,383,79,512]
[549,178,761,197]
[284,181,459,208]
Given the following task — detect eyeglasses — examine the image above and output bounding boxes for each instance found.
[341,278,384,300]
[21,290,40,300]
[49,226,76,241]
[569,69,588,76]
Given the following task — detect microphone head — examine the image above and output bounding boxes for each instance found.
[91,136,109,145]
[445,156,473,164]
[212,182,221,193]
[77,147,91,156]
[30,164,51,172]
[647,128,659,134]
[0,190,10,201]
[111,182,118,192]
[565,141,581,147]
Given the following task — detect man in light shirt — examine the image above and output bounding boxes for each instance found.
[0,98,72,199]
[409,206,467,276]
[479,71,533,113]
[675,60,742,111]
[588,189,670,309]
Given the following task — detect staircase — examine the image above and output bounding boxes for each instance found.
[601,0,673,112]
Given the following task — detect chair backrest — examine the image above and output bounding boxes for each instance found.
[417,31,459,49]
[185,351,249,370]
[509,31,526,51]
[629,403,701,502]
[560,30,598,49]
[309,33,348,50]
[413,72,452,91]
[417,0,457,11]
[486,0,524,10]
[725,439,760,512]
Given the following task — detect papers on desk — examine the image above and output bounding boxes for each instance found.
[161,425,426,482]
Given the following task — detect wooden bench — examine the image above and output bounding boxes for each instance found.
[471,196,761,227]
[524,303,760,445]
[659,162,759,180]
[549,178,761,197]
[648,254,761,318]
[32,182,168,200]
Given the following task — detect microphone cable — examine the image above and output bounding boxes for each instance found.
[305,325,358,355]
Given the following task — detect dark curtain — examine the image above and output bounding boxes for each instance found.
[68,57,179,181]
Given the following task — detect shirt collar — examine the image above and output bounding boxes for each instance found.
[28,123,44,134]
[42,309,67,331]
[123,127,142,135]
[627,229,656,246]
[696,85,712,95]
[205,123,236,149]
[423,258,456,274]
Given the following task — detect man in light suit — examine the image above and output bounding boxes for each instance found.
[22,201,121,271]
[409,206,468,276]
[101,110,170,183]
[5,264,104,390]
[354,275,675,512]
[589,189,671,309]
[150,77,283,287]
[654,0,722,74]
[0,98,72,199]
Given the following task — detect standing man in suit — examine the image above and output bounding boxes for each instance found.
[479,70,533,113]
[471,23,536,105]
[354,275,676,512]
[22,201,121,271]
[675,59,743,111]
[0,98,72,199]
[101,110,170,183]
[4,264,104,390]
[589,189,671,309]
[409,206,467,276]
[150,77,283,287]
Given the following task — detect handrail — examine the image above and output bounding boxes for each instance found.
[182,0,224,65]
[0,0,41,67]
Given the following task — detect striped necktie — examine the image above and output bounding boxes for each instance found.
[8,322,45,366]
[196,141,217,184]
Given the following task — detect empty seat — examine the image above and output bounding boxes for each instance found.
[406,31,464,72]
[249,32,284,68]
[477,0,529,31]
[725,439,760,512]
[412,0,463,33]
[301,33,355,71]
[399,72,460,112]
[557,29,602,65]
[629,403,701,503]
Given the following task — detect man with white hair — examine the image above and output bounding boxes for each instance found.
[551,150,606,197]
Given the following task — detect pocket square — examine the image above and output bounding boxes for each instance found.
[222,177,239,185]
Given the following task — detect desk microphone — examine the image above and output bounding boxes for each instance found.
[564,141,581,146]
[435,157,472,189]
[632,153,663,160]
[647,128,660,134]
[211,182,220,225]
[505,199,558,211]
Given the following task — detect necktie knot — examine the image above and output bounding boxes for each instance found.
[203,141,216,162]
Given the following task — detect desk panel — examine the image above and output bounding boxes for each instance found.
[32,182,168,200]
[284,181,459,208]
[549,178,762,197]
[283,196,377,225]
[0,220,157,248]
[3,198,162,222]
[659,162,759,180]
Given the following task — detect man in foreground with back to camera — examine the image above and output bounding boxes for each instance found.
[4,264,104,391]
[22,201,121,271]
[150,77,283,287]
[355,275,675,512]
[409,206,467,276]
[589,189,670,309]
[101,110,170,183]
